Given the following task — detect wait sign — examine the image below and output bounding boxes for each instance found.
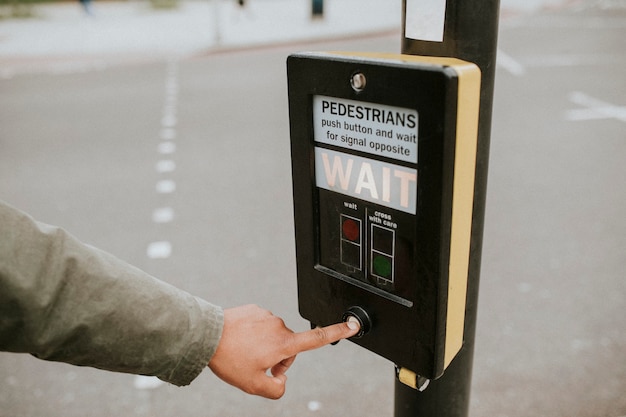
[315,147,418,214]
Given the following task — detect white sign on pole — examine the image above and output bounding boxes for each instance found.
[405,0,447,42]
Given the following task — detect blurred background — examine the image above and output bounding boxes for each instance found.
[1,0,625,416]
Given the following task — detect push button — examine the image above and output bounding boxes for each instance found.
[342,306,372,338]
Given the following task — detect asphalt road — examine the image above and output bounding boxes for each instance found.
[1,2,625,416]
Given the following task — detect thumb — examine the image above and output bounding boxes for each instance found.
[258,374,287,400]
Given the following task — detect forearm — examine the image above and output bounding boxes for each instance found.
[0,201,223,386]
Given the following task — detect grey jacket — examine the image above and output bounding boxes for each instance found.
[0,200,223,386]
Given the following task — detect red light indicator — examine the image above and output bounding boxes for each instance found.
[342,218,360,242]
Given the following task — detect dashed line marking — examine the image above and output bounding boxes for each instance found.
[152,207,174,223]
[156,179,176,194]
[133,375,165,390]
[147,241,172,259]
[161,114,178,128]
[144,59,180,291]
[156,159,176,173]
[157,141,176,154]
[307,400,322,412]
[160,127,177,140]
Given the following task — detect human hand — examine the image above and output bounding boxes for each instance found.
[207,304,360,399]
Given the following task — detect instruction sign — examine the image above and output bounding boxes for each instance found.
[313,95,419,164]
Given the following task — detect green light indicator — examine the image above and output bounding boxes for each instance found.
[373,254,392,278]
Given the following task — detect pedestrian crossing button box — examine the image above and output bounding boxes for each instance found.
[287,52,481,380]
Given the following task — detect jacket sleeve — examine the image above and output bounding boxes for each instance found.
[0,200,224,386]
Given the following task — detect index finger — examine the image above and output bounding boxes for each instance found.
[287,321,360,355]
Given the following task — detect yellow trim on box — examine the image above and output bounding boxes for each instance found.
[443,61,481,368]
[398,367,417,389]
[327,51,476,72]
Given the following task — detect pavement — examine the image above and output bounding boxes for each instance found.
[0,0,403,76]
[0,0,581,77]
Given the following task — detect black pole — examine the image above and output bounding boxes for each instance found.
[395,1,500,416]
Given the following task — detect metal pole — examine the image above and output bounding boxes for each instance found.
[395,1,500,416]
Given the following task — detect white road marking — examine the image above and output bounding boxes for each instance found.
[161,114,178,128]
[146,241,172,259]
[565,91,626,122]
[497,52,626,75]
[497,49,526,76]
[156,159,176,173]
[160,127,176,140]
[307,400,322,412]
[158,141,176,154]
[165,81,179,96]
[524,54,626,68]
[156,179,176,193]
[152,207,174,223]
[133,375,165,390]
